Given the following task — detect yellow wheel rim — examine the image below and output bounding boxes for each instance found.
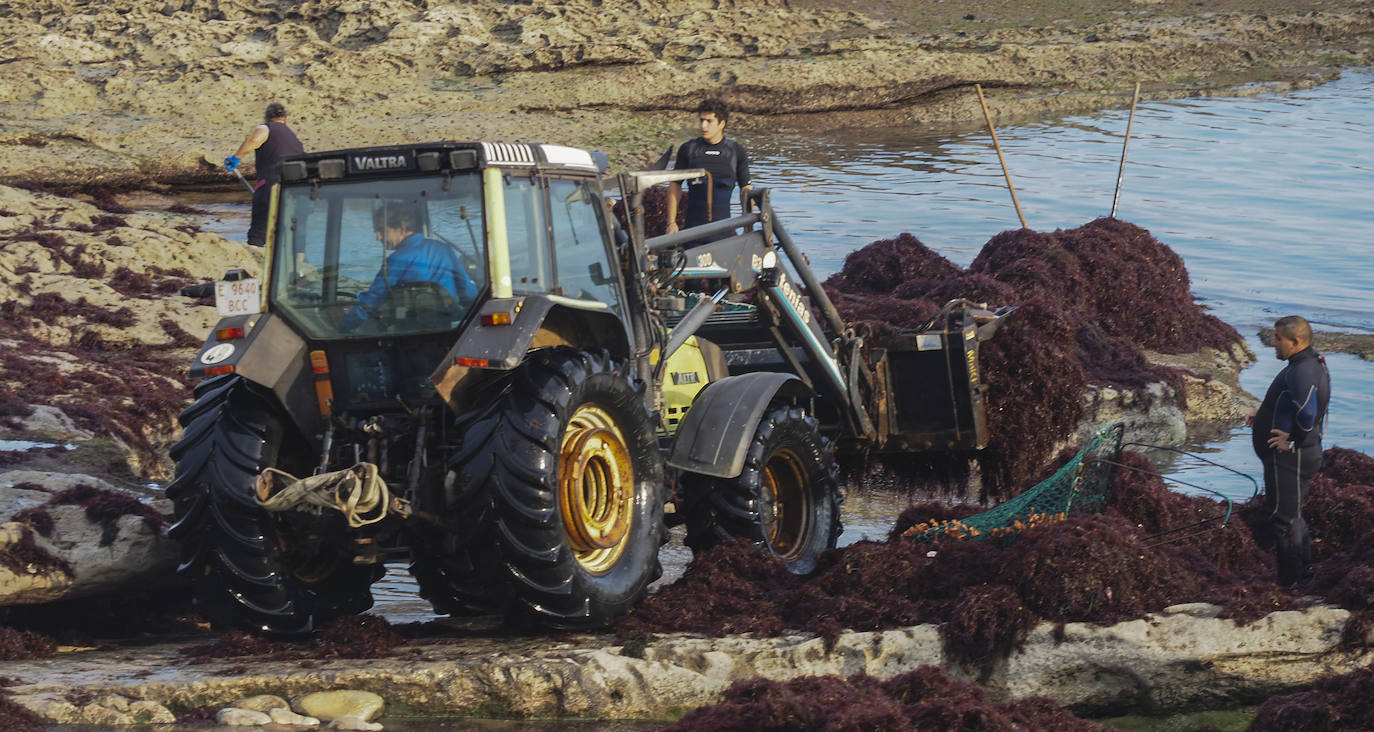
[559,404,635,574]
[761,448,812,561]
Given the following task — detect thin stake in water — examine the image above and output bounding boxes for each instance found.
[1110,82,1143,218]
[975,83,1027,229]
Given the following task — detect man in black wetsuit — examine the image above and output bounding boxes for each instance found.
[225,102,305,247]
[666,97,752,235]
[1247,315,1331,588]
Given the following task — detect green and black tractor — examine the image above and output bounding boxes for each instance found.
[168,141,1003,635]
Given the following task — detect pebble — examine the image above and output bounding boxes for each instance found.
[217,707,272,726]
[270,706,322,726]
[233,694,291,713]
[294,690,385,722]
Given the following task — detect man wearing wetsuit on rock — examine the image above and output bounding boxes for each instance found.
[1247,315,1331,589]
[666,97,752,236]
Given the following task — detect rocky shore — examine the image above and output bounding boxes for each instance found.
[4,0,1374,728]
[1,1,1372,185]
[4,604,1372,726]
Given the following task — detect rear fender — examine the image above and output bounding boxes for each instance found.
[189,312,316,438]
[431,294,630,409]
[667,372,812,479]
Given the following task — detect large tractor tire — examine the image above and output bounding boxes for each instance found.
[407,404,512,617]
[446,348,665,629]
[166,375,380,636]
[684,401,842,575]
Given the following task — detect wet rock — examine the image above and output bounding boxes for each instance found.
[232,694,291,713]
[218,706,273,725]
[269,705,321,726]
[0,471,178,607]
[293,690,384,723]
[17,693,175,725]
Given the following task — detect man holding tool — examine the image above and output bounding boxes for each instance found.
[224,102,304,247]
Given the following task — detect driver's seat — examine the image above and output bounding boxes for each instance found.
[382,281,461,329]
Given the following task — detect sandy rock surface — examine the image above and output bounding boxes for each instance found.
[1,1,1372,184]
[6,605,1372,723]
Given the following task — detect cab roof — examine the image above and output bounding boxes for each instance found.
[278,141,605,183]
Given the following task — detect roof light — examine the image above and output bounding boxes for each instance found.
[280,160,308,182]
[449,149,478,170]
[417,151,441,171]
[318,159,346,179]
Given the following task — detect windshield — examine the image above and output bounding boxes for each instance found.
[272,174,488,339]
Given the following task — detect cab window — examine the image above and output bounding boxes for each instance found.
[548,178,620,310]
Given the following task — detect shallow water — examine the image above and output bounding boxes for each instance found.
[191,71,1374,625]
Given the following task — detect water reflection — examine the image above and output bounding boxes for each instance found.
[749,70,1374,336]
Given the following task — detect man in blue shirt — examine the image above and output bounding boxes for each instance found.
[340,201,478,330]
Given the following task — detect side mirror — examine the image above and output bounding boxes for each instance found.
[588,262,615,286]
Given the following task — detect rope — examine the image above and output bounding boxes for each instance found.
[256,463,390,528]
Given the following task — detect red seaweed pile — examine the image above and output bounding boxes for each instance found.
[622,446,1374,675]
[180,614,404,663]
[822,220,1241,498]
[665,666,1110,732]
[1,184,238,479]
[1247,662,1374,731]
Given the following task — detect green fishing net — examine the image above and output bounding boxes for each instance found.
[904,422,1124,543]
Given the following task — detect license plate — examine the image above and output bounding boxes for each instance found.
[215,278,261,316]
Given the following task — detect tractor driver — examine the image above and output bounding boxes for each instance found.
[339,201,479,330]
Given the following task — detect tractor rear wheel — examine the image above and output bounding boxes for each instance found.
[684,402,842,574]
[166,375,380,636]
[448,348,665,629]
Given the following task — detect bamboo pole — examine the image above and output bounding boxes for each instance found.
[1110,82,1143,219]
[974,83,1027,229]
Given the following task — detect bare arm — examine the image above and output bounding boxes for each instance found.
[665,181,681,234]
[231,124,270,160]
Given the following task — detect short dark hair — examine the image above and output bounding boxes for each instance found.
[696,97,730,124]
[1275,315,1312,344]
[373,200,424,233]
[264,102,288,121]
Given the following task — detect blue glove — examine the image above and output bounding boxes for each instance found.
[224,156,240,172]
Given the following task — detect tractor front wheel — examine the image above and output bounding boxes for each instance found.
[684,402,842,574]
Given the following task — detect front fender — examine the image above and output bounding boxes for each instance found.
[667,372,812,479]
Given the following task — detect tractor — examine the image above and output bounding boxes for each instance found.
[168,141,1003,635]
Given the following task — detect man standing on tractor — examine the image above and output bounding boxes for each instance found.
[665,98,753,235]
[224,102,304,247]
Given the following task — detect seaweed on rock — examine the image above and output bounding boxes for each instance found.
[666,666,1110,732]
[1247,663,1374,732]
[623,446,1373,665]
